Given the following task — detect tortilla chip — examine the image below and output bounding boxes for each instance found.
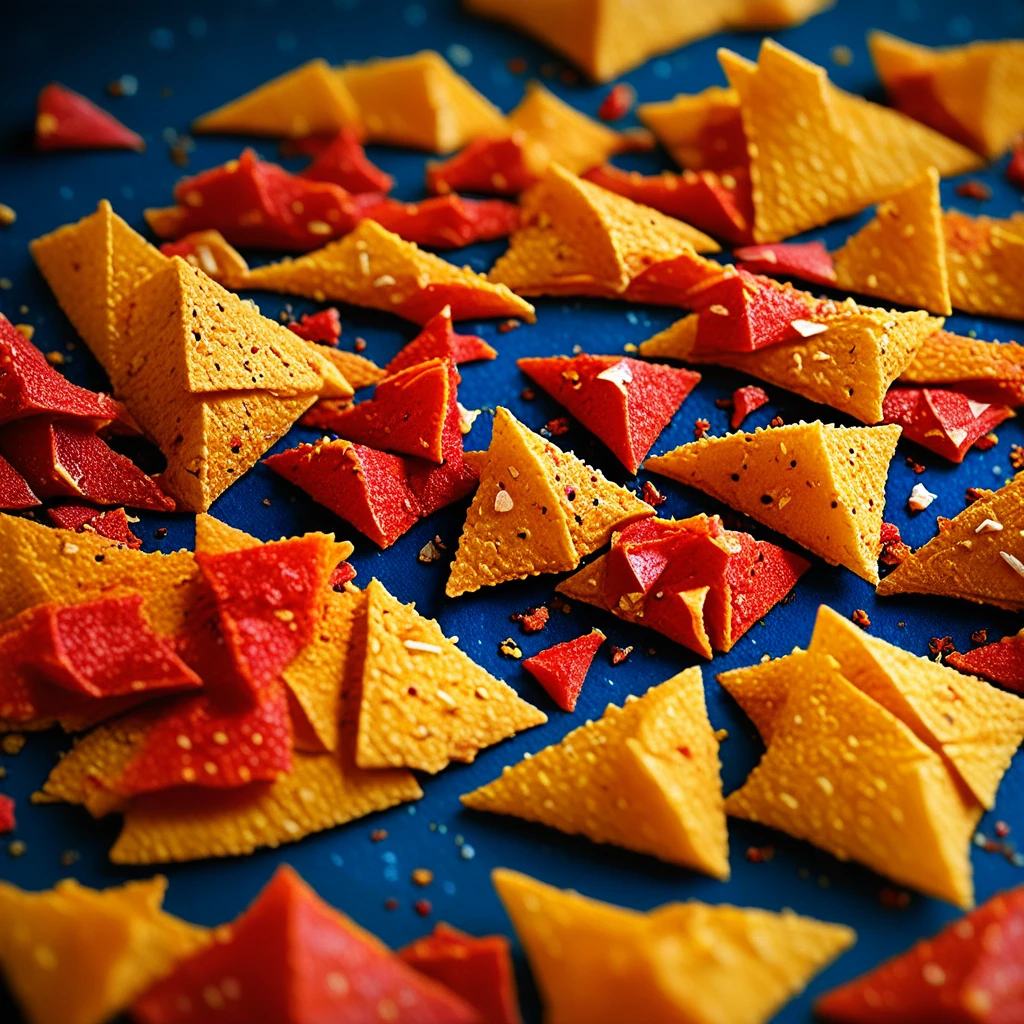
[317,346,385,390]
[506,81,646,174]
[720,40,981,242]
[641,301,941,424]
[832,168,951,315]
[109,745,422,864]
[158,229,251,288]
[493,869,854,1024]
[876,473,1024,611]
[354,579,545,773]
[900,329,1024,406]
[869,32,1024,159]
[463,668,728,877]
[808,605,1024,810]
[30,200,166,374]
[240,219,536,325]
[488,164,719,299]
[0,876,207,1024]
[337,51,504,153]
[944,211,1024,321]
[724,654,981,907]
[193,59,361,138]
[638,86,746,171]
[646,420,900,584]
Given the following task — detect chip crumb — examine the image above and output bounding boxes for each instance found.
[641,480,666,507]
[610,644,633,665]
[418,539,443,564]
[1,734,25,756]
[520,387,536,401]
[60,849,80,866]
[1009,445,1024,471]
[543,416,570,436]
[769,415,784,428]
[746,845,775,863]
[714,728,729,742]
[506,57,527,74]
[0,204,16,227]
[497,318,521,334]
[929,635,955,658]
[411,868,434,887]
[879,887,911,910]
[830,44,853,66]
[107,74,139,97]
[384,897,399,911]
[955,180,992,201]
[8,840,26,857]
[0,278,11,290]
[413,898,432,916]
[154,527,168,540]
[510,605,549,634]
[498,637,523,659]
[908,482,937,511]
[14,324,34,341]
[970,629,989,645]
[44,350,65,366]
[693,418,711,440]
[370,828,389,842]
[975,432,998,451]
[965,486,989,502]
[851,608,871,629]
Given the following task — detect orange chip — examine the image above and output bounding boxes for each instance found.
[638,85,745,171]
[877,473,1024,611]
[493,868,854,1024]
[446,407,651,597]
[720,39,982,242]
[240,219,536,325]
[869,32,1024,159]
[641,300,942,424]
[354,579,546,773]
[337,51,506,153]
[944,211,1024,321]
[30,200,167,374]
[0,876,207,1024]
[832,167,951,315]
[463,668,729,877]
[717,648,814,746]
[723,650,981,907]
[193,58,361,138]
[488,164,719,299]
[317,346,386,390]
[646,420,901,584]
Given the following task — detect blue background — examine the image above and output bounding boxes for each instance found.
[2,1,1024,1020]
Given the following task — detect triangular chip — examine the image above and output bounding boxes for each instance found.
[832,167,951,315]
[734,241,837,287]
[0,455,39,509]
[384,305,497,376]
[646,421,900,584]
[641,301,942,424]
[517,354,700,474]
[337,50,505,153]
[637,85,747,171]
[240,219,535,324]
[723,651,981,907]
[132,866,478,1024]
[193,58,361,138]
[493,868,854,1024]
[488,164,719,299]
[876,473,1024,611]
[522,629,605,712]
[36,82,144,151]
[720,39,981,242]
[717,648,815,746]
[947,630,1024,693]
[0,876,207,1024]
[463,669,728,878]
[944,211,1024,321]
[355,579,545,773]
[30,200,167,373]
[869,31,1024,158]
[299,126,394,193]
[807,605,1024,810]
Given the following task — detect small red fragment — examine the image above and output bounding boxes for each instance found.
[733,241,837,288]
[745,845,774,863]
[598,83,636,122]
[0,795,13,834]
[730,385,770,429]
[298,127,394,194]
[929,635,956,658]
[47,504,143,549]
[947,632,1024,694]
[544,417,571,436]
[510,605,549,634]
[400,923,523,1024]
[851,609,871,629]
[610,644,633,665]
[35,83,144,152]
[523,630,605,712]
[641,480,666,507]
[973,432,998,451]
[497,319,521,334]
[328,561,357,588]
[414,899,433,917]
[287,308,342,346]
[426,133,540,197]
[954,179,992,201]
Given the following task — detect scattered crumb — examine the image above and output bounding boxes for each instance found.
[641,481,665,507]
[510,605,549,634]
[955,180,992,201]
[610,644,633,665]
[693,418,710,440]
[879,887,911,910]
[714,728,729,742]
[370,828,388,842]
[497,319,521,334]
[905,456,926,474]
[411,868,433,887]
[418,539,443,564]
[970,629,989,645]
[384,897,399,911]
[14,324,34,341]
[498,638,522,659]
[520,387,536,401]
[975,432,998,451]
[0,204,16,227]
[746,845,775,863]
[769,415,784,428]
[544,416,570,436]
[1010,445,1024,471]
[851,609,870,629]
[1,735,25,755]
[354,337,367,352]
[413,899,432,916]
[8,840,26,858]
[830,44,853,66]
[506,57,527,74]
[928,635,955,658]
[45,350,65,366]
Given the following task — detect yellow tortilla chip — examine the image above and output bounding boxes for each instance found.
[637,86,742,171]
[869,32,1024,159]
[724,654,981,907]
[354,579,546,773]
[240,219,536,324]
[720,39,982,242]
[832,167,951,315]
[808,605,1024,810]
[317,346,386,390]
[193,58,361,138]
[30,200,167,374]
[488,164,719,299]
[463,669,729,878]
[900,328,1024,404]
[945,211,1024,321]
[646,420,900,584]
[447,407,651,597]
[493,868,854,1024]
[876,473,1024,611]
[716,648,814,745]
[641,301,941,424]
[0,876,207,1024]
[337,51,505,153]
[109,746,422,864]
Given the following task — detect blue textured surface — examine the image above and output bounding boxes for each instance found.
[2,1,1024,1020]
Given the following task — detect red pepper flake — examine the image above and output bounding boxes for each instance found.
[929,635,955,657]
[413,898,433,917]
[598,83,636,122]
[955,179,993,201]
[714,396,733,410]
[411,868,434,887]
[506,57,527,75]
[769,415,784,428]
[879,887,911,909]
[353,337,367,353]
[970,628,989,645]
[693,418,711,440]
[745,845,775,863]
[851,609,871,629]
[520,387,536,401]
[1010,444,1024,470]
[677,745,692,758]
[641,481,666,507]
[498,318,522,334]
[730,385,770,429]
[510,605,550,634]
[995,820,1011,838]
[384,897,399,911]
[965,486,989,502]
[974,432,998,451]
[880,539,911,566]
[154,527,168,540]
[544,416,570,436]
[610,644,633,665]
[370,828,389,842]
[905,456,926,474]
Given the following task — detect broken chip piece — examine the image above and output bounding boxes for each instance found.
[947,630,1024,694]
[638,85,747,172]
[36,82,144,152]
[944,211,1024,322]
[522,629,605,712]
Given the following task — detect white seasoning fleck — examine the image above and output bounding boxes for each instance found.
[975,519,1003,534]
[494,489,514,512]
[967,399,991,418]
[999,551,1024,578]
[373,274,396,287]
[403,639,443,654]
[908,483,938,511]
[791,319,828,338]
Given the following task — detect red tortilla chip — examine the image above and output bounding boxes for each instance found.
[730,385,770,429]
[385,306,496,376]
[638,86,747,171]
[287,307,342,345]
[733,241,837,287]
[298,127,394,194]
[46,505,143,549]
[427,133,541,197]
[36,82,144,151]
[0,794,13,833]
[0,455,39,510]
[364,194,521,249]
[947,632,1024,694]
[133,866,479,1024]
[523,629,605,712]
